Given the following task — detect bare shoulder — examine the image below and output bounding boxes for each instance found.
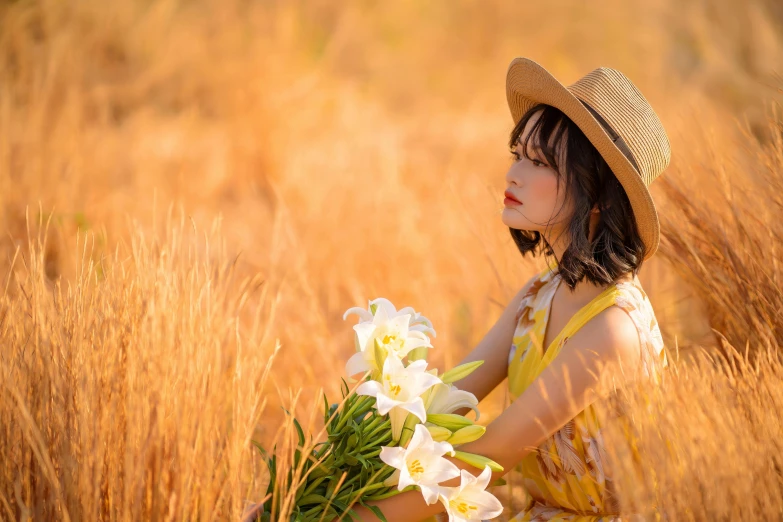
[567,303,643,367]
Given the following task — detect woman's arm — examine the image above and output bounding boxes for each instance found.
[447,274,540,417]
[346,305,644,522]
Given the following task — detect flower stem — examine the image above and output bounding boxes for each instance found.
[363,418,391,442]
[363,485,416,501]
[334,396,372,433]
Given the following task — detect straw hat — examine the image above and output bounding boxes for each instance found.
[505,57,671,260]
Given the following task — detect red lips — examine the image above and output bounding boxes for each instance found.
[504,190,522,205]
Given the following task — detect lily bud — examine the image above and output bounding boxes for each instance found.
[446,424,486,445]
[440,360,484,384]
[398,412,421,447]
[452,450,504,472]
[426,424,453,442]
[427,413,474,431]
[373,338,387,372]
[407,345,429,362]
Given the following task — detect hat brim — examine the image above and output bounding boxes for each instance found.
[505,57,660,261]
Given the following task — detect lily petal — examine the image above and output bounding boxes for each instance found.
[343,307,373,322]
[418,483,442,506]
[419,455,460,485]
[401,397,428,423]
[379,446,406,470]
[406,419,427,451]
[474,465,493,491]
[356,380,382,399]
[375,392,403,415]
[397,466,416,491]
[456,489,503,518]
[382,468,401,488]
[353,323,378,350]
[345,351,370,377]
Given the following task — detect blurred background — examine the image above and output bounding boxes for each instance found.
[2,0,783,519]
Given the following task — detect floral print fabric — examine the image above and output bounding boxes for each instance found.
[506,260,667,521]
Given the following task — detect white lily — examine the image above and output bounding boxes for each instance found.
[344,304,433,378]
[423,382,481,420]
[437,466,503,522]
[343,297,437,337]
[379,423,460,505]
[356,354,442,441]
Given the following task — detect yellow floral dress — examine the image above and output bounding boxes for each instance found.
[506,258,667,521]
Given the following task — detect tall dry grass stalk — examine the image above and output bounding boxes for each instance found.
[599,343,783,520]
[658,102,783,362]
[1,210,276,520]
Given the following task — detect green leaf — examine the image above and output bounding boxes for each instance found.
[281,407,306,447]
[293,448,302,470]
[293,419,306,447]
[325,476,339,498]
[252,439,269,460]
[300,475,328,499]
[295,480,307,503]
[326,498,356,522]
[355,453,369,469]
[360,502,388,522]
[298,493,330,506]
[323,392,331,425]
[344,453,358,466]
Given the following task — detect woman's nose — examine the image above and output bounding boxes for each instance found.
[506,163,523,186]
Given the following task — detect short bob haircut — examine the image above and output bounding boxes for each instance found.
[508,103,646,290]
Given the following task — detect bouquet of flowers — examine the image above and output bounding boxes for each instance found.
[252,298,504,522]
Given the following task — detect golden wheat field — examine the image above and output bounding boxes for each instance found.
[2,0,783,520]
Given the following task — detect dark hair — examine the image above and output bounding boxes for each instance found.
[508,103,645,290]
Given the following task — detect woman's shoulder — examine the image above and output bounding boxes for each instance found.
[613,278,659,329]
[611,277,667,375]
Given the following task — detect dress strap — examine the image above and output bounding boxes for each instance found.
[509,279,623,398]
[539,285,622,368]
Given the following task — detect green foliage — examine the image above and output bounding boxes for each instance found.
[252,378,402,521]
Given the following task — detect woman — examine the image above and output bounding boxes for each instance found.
[338,57,671,522]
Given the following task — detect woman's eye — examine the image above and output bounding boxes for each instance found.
[510,151,521,161]
[531,159,548,168]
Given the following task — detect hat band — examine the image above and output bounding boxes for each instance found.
[578,99,642,174]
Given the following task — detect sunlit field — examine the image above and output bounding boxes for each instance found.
[2,0,783,520]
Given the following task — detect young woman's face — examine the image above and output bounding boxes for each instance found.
[501,111,572,240]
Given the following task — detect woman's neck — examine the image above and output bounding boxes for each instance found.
[547,256,635,300]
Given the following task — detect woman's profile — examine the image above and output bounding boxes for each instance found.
[340,57,672,522]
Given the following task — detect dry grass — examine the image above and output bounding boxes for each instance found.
[1,0,782,520]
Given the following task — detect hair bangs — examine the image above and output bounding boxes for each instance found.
[509,104,570,177]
